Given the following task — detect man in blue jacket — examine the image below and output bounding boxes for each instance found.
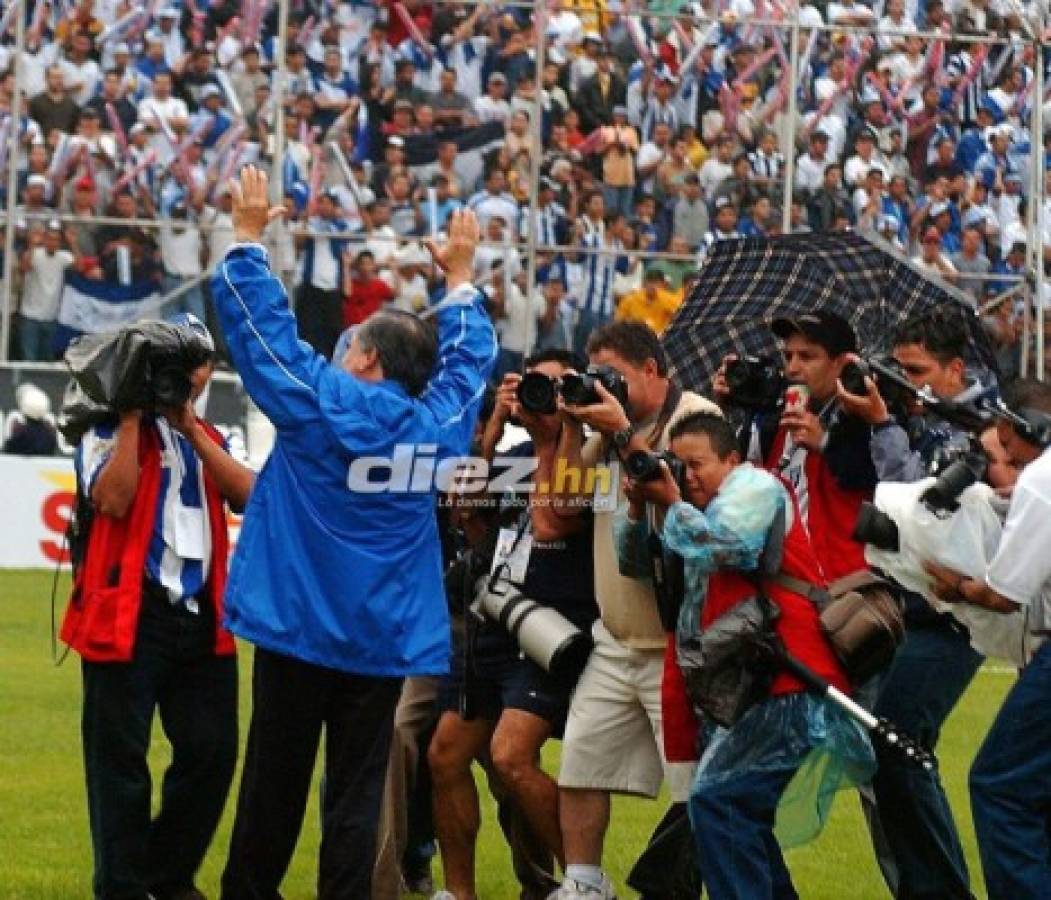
[212,166,497,900]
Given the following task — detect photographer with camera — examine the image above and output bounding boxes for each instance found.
[60,312,255,900]
[428,349,598,900]
[549,321,721,899]
[921,378,1051,900]
[714,310,878,584]
[615,411,874,900]
[837,310,994,900]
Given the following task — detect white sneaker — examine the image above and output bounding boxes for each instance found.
[557,876,617,899]
[430,892,458,900]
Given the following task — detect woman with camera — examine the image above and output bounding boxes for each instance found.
[615,411,874,900]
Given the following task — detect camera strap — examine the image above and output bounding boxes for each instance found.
[487,510,534,590]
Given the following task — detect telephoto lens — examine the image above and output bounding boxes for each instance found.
[920,454,986,514]
[852,501,901,552]
[516,372,559,415]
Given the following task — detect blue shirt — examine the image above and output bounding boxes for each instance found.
[211,243,497,675]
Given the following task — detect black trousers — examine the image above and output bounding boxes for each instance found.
[81,585,238,900]
[221,648,403,900]
[296,283,344,360]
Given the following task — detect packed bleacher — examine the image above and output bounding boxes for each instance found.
[0,0,1045,373]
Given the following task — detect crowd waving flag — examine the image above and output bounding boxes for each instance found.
[54,273,165,355]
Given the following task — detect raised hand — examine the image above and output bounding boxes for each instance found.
[229,164,286,243]
[423,208,480,291]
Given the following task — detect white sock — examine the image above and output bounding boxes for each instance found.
[565,864,604,890]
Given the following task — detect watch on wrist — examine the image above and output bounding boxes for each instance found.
[612,424,635,450]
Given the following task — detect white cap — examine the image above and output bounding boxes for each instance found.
[16,384,50,420]
[27,174,47,187]
[113,41,130,55]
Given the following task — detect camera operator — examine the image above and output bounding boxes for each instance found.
[714,310,878,583]
[60,313,255,900]
[550,321,721,899]
[615,411,874,900]
[428,349,598,900]
[922,378,1051,900]
[835,310,993,900]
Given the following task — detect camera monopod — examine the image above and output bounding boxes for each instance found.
[753,635,936,771]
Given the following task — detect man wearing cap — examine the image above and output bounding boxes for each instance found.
[845,128,889,188]
[62,312,253,900]
[716,311,877,583]
[194,85,234,151]
[156,6,186,71]
[596,105,639,219]
[576,47,627,133]
[914,227,959,283]
[474,72,512,125]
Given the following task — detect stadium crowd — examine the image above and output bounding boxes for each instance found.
[5,3,1051,900]
[0,0,1045,373]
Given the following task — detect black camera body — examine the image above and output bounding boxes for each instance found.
[724,354,786,410]
[839,355,914,419]
[560,364,630,409]
[624,449,687,491]
[516,371,559,415]
[517,364,631,416]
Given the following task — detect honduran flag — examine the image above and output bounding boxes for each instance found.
[54,273,166,354]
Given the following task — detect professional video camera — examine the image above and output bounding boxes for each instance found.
[59,320,215,444]
[516,363,630,415]
[723,354,786,409]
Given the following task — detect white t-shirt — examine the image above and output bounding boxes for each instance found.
[138,95,189,130]
[22,247,74,321]
[496,284,546,354]
[986,447,1051,635]
[637,142,668,195]
[474,95,512,124]
[62,57,102,107]
[160,222,202,278]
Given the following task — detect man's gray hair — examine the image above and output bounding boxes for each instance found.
[357,310,438,397]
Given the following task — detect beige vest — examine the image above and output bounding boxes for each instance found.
[584,389,722,650]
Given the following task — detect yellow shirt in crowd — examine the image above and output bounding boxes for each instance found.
[615,286,683,335]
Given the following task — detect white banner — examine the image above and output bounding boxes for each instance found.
[0,454,241,569]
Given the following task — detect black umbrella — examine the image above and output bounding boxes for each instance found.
[663,231,999,396]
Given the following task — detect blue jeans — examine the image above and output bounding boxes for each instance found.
[690,765,799,900]
[970,640,1051,900]
[602,185,635,220]
[16,314,56,361]
[870,618,982,900]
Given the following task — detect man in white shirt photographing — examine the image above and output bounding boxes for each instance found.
[923,378,1051,900]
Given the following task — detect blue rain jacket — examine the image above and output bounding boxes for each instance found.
[211,243,496,675]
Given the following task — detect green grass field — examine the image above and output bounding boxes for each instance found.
[0,570,1010,899]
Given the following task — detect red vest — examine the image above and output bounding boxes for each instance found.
[767,427,870,582]
[60,420,236,663]
[701,491,850,697]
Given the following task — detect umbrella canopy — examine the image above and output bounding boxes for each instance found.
[664,231,999,395]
